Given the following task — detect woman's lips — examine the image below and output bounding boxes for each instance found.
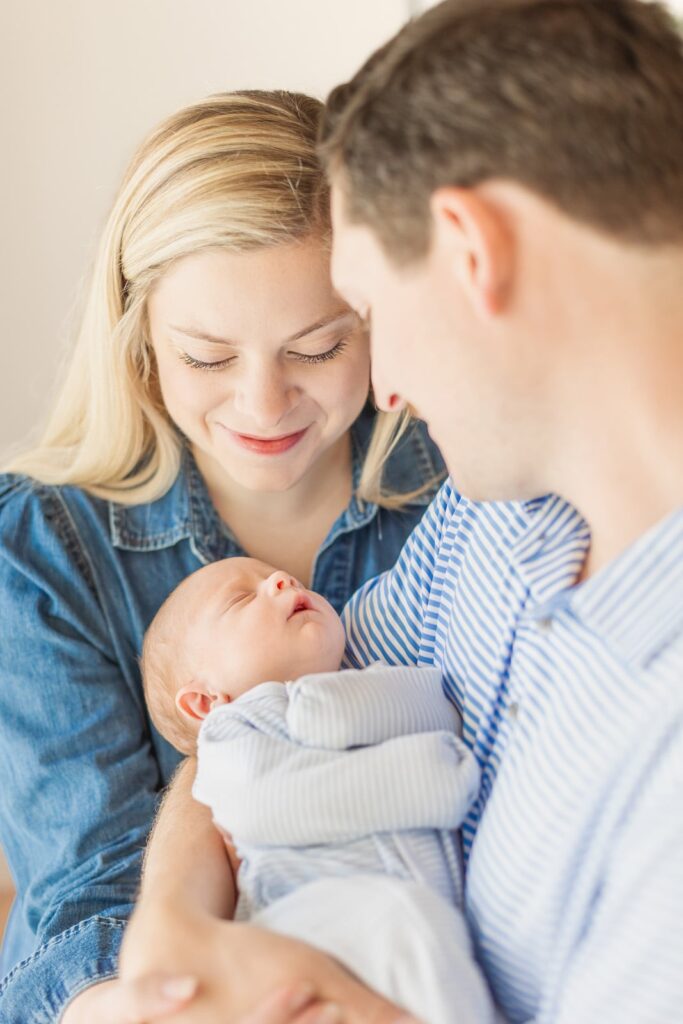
[227,426,309,455]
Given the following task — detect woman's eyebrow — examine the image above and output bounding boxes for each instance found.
[285,309,354,343]
[169,309,355,348]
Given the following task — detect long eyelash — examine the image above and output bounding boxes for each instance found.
[178,352,235,371]
[179,335,351,372]
[293,336,350,365]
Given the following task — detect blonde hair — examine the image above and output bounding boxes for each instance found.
[6,90,427,507]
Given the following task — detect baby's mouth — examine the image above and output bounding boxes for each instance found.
[287,595,312,620]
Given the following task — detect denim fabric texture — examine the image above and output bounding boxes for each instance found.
[0,407,443,1023]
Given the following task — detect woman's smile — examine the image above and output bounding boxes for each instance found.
[224,425,310,456]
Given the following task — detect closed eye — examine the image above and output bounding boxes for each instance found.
[178,334,353,372]
[223,591,252,613]
[289,336,351,365]
[179,352,236,371]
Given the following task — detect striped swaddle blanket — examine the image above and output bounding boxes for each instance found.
[193,664,494,1024]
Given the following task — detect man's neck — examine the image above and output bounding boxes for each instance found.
[514,221,683,582]
[554,336,683,580]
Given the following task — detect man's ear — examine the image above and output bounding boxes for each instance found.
[430,186,513,318]
[175,685,228,723]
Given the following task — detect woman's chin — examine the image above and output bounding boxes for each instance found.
[194,440,313,495]
[220,463,309,494]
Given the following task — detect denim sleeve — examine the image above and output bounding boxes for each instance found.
[0,480,162,1022]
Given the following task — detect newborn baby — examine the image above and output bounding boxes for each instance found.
[141,558,493,1024]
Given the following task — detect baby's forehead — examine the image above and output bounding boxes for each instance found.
[185,557,274,600]
[215,557,274,585]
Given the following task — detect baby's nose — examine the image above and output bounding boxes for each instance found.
[267,571,301,594]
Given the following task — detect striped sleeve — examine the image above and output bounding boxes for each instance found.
[551,705,683,1024]
[343,480,457,668]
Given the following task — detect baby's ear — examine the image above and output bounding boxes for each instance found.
[176,685,214,722]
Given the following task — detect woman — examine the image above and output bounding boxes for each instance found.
[0,92,441,1022]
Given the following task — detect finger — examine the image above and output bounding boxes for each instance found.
[240,983,318,1023]
[99,973,198,1022]
[291,1003,344,1024]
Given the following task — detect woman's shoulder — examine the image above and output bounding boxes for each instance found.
[0,471,100,522]
[0,462,195,580]
[0,472,59,534]
[0,472,108,568]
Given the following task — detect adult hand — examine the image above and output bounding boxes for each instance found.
[60,972,198,1024]
[115,901,416,1023]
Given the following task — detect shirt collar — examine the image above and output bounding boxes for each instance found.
[108,458,194,552]
[567,505,683,671]
[511,495,683,672]
[510,493,591,605]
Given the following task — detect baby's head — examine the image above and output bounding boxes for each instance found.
[141,557,345,754]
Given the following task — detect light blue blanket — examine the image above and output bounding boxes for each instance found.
[193,664,493,1024]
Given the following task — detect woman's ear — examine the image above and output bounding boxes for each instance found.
[175,685,227,722]
[430,186,514,318]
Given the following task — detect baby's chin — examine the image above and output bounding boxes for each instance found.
[258,647,344,686]
[293,640,345,679]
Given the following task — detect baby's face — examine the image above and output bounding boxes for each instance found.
[181,557,345,701]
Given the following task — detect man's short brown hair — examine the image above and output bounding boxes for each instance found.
[319,0,683,263]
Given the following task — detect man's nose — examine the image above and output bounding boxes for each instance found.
[371,383,407,414]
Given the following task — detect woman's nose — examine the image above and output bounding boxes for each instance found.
[233,364,299,429]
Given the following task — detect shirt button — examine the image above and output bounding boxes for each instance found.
[508,701,520,721]
[536,616,553,633]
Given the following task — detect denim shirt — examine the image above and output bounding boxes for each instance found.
[0,409,442,1023]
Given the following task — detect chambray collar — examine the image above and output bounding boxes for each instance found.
[109,405,440,559]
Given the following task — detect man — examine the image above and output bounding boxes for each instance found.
[320,0,683,1020]
[61,2,683,1021]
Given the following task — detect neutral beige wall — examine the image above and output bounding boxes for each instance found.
[0,0,407,458]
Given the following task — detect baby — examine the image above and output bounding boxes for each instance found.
[141,557,493,1024]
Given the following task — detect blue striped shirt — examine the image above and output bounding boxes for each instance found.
[343,481,683,1024]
